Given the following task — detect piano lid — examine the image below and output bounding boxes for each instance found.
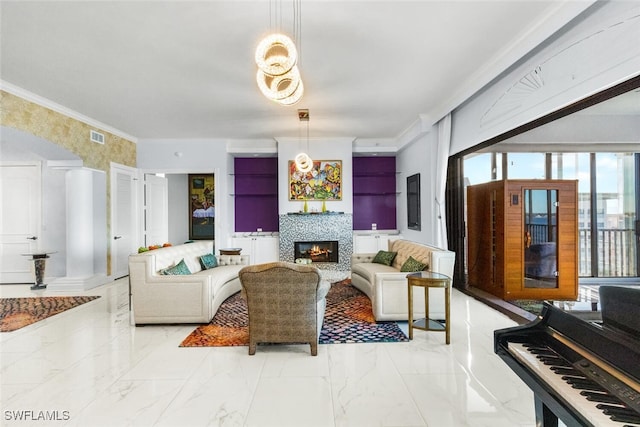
[600,285,640,339]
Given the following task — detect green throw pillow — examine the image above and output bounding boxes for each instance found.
[199,253,218,270]
[162,259,191,275]
[372,250,397,266]
[400,256,427,272]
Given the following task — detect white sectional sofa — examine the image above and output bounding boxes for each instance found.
[351,239,455,321]
[128,241,249,324]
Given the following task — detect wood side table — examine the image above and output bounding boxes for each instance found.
[406,271,451,344]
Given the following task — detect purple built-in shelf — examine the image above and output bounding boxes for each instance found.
[234,156,397,232]
[234,158,278,232]
[352,157,397,230]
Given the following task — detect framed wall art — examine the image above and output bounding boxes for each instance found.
[189,174,215,240]
[289,160,342,201]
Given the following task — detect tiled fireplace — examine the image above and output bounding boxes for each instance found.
[279,213,352,280]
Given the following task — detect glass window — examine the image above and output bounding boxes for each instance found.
[595,153,637,277]
[463,150,638,280]
[463,153,493,185]
[552,153,592,276]
[507,153,546,179]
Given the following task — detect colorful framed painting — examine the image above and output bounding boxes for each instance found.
[289,160,342,201]
[189,174,215,240]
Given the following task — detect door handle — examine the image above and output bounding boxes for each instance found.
[114,235,122,240]
[27,236,38,240]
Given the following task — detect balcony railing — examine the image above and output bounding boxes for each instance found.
[579,228,637,277]
[528,224,637,277]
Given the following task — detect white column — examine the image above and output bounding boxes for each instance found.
[66,168,94,277]
[48,167,108,291]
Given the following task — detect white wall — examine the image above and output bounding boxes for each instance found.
[42,167,67,277]
[166,174,189,244]
[0,129,80,278]
[139,135,447,249]
[92,169,107,276]
[450,1,640,155]
[396,128,438,246]
[136,138,233,249]
[276,137,354,214]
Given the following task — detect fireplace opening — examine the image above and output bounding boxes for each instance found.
[294,240,338,263]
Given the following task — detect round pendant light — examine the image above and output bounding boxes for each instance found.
[256,64,302,101]
[255,34,297,76]
[295,152,313,173]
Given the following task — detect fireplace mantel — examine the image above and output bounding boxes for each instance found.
[286,212,345,216]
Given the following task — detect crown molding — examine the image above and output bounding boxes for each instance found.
[226,139,277,154]
[395,115,433,151]
[1,80,138,143]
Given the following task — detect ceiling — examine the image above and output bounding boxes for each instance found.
[1,1,596,145]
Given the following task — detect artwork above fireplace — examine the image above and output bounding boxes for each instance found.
[294,240,339,263]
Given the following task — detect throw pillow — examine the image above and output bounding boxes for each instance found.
[372,250,397,266]
[162,259,191,275]
[199,253,218,270]
[400,256,427,272]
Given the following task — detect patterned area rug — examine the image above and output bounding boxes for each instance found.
[0,296,100,332]
[180,280,408,347]
[509,299,544,316]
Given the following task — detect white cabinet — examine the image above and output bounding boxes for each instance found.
[353,233,402,253]
[230,235,279,265]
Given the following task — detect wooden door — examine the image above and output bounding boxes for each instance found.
[467,180,505,298]
[503,180,578,300]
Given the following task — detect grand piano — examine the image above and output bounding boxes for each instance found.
[495,286,640,426]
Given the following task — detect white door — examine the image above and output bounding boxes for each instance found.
[0,162,42,283]
[144,174,168,247]
[111,163,137,279]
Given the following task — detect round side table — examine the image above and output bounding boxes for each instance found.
[406,271,451,344]
[219,248,242,255]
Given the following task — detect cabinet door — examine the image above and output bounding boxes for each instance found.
[230,237,253,260]
[379,234,403,251]
[354,235,380,253]
[253,237,279,264]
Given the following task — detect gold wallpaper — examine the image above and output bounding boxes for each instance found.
[0,90,137,275]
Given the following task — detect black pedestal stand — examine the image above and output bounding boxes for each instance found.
[22,253,52,290]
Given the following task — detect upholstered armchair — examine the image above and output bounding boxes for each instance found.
[238,262,331,356]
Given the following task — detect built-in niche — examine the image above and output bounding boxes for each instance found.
[407,173,421,231]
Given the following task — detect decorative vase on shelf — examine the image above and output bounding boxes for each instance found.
[321,199,327,213]
[303,200,308,213]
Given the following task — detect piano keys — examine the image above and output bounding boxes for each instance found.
[495,285,640,427]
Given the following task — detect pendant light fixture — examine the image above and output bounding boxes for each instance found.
[295,109,313,173]
[255,0,304,105]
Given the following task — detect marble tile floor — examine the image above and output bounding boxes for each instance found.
[1,278,537,427]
